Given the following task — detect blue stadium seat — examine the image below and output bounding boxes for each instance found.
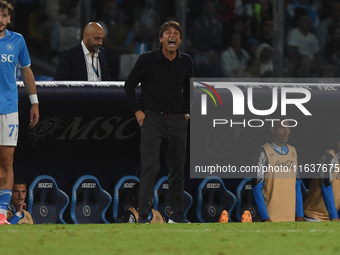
[70,175,111,224]
[235,178,259,222]
[197,176,236,223]
[113,175,140,223]
[27,175,69,224]
[153,176,193,222]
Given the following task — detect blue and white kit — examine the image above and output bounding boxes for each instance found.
[0,29,31,115]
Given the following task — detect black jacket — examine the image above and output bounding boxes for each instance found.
[54,44,110,81]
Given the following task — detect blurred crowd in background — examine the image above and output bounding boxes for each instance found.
[7,0,340,80]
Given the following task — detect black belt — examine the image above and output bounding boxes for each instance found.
[159,112,172,118]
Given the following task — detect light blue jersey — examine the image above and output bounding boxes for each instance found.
[0,29,31,114]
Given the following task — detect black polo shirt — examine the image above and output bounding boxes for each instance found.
[124,47,193,114]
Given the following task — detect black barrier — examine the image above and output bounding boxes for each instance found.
[16,82,196,202]
[16,83,143,194]
[16,82,198,222]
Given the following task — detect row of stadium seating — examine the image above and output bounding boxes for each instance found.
[26,175,309,224]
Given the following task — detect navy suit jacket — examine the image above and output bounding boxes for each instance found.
[54,44,110,81]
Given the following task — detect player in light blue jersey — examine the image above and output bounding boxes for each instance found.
[0,1,39,225]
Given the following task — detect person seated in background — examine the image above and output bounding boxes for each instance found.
[240,57,261,78]
[256,43,273,77]
[257,18,273,46]
[253,0,273,31]
[7,178,34,224]
[119,182,164,223]
[54,22,110,81]
[286,8,319,61]
[303,130,340,222]
[252,119,304,222]
[316,0,340,50]
[221,32,249,77]
[286,0,319,33]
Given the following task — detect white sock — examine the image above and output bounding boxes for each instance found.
[0,209,7,217]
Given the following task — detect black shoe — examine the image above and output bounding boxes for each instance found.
[138,215,150,224]
[168,212,190,223]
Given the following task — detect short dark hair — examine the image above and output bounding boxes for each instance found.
[14,177,26,186]
[294,8,309,26]
[0,1,14,14]
[159,21,182,39]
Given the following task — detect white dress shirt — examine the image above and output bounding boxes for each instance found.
[81,40,102,81]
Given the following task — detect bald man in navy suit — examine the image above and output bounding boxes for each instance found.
[54,22,110,81]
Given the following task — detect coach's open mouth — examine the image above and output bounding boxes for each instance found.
[168,40,176,47]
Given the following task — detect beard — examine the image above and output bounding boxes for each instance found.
[0,23,8,33]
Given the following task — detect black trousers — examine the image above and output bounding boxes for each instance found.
[139,110,188,216]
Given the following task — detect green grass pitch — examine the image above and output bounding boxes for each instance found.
[1,222,340,255]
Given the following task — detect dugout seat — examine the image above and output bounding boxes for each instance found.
[70,175,111,224]
[113,175,140,223]
[27,175,69,224]
[235,178,259,222]
[153,176,193,222]
[197,176,236,223]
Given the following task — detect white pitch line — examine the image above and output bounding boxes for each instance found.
[0,228,338,233]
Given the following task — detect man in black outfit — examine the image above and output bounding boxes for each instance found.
[124,21,193,223]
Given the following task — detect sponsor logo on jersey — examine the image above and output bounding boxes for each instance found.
[1,54,14,63]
